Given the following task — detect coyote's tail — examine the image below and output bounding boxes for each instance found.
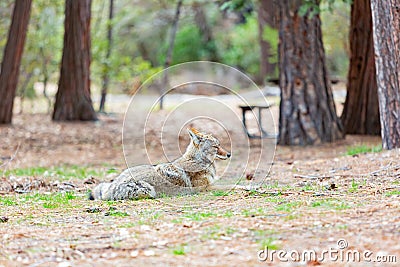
[89,180,156,201]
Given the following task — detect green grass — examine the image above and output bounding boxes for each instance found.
[117,222,136,228]
[201,225,224,240]
[284,214,300,220]
[336,224,348,230]
[4,165,115,180]
[264,196,285,203]
[310,199,351,210]
[301,184,317,191]
[183,211,217,221]
[241,208,261,217]
[348,179,359,193]
[211,190,232,196]
[105,207,129,217]
[223,210,234,218]
[0,192,80,210]
[259,237,280,250]
[171,218,183,224]
[346,145,382,156]
[0,197,18,206]
[106,210,130,217]
[275,201,302,212]
[172,244,187,255]
[252,230,280,250]
[385,190,400,197]
[22,192,77,209]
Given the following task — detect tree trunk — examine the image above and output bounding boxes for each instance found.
[99,0,114,113]
[159,0,183,110]
[278,0,344,145]
[341,0,380,135]
[0,0,32,124]
[257,0,277,84]
[370,0,400,149]
[53,0,97,121]
[192,1,219,61]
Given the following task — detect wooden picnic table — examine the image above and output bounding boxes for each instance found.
[239,104,275,139]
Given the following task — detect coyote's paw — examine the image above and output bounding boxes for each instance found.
[136,180,156,199]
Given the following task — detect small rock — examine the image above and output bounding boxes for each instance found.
[143,250,155,256]
[140,225,151,231]
[130,250,139,258]
[57,262,72,267]
[0,216,9,223]
[153,240,168,247]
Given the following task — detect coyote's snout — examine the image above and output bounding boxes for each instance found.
[90,128,231,200]
[216,146,231,160]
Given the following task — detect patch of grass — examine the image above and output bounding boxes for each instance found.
[184,211,217,221]
[201,225,222,240]
[106,210,129,217]
[259,237,280,250]
[117,222,136,228]
[385,190,400,197]
[151,212,162,220]
[346,144,382,156]
[106,201,119,206]
[275,201,302,212]
[112,241,122,248]
[310,199,351,210]
[171,218,183,224]
[284,214,300,220]
[252,230,280,250]
[211,190,232,197]
[264,196,285,203]
[172,244,187,255]
[226,227,236,235]
[241,207,270,217]
[301,184,317,191]
[223,210,234,218]
[4,165,113,180]
[348,179,359,193]
[23,192,77,209]
[265,181,280,189]
[241,209,251,217]
[0,197,18,206]
[336,224,348,230]
[106,168,119,174]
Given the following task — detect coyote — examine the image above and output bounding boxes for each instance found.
[89,128,231,200]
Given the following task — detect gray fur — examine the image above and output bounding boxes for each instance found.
[90,128,230,200]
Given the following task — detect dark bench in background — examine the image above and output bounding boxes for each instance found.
[239,104,276,139]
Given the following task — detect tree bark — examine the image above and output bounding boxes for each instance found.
[341,0,380,135]
[99,0,114,113]
[0,0,32,124]
[278,0,344,145]
[257,0,277,84]
[370,0,400,149]
[53,0,97,121]
[192,1,219,61]
[159,0,183,110]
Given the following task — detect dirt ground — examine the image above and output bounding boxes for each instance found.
[0,108,399,266]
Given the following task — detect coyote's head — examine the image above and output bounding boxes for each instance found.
[187,127,231,163]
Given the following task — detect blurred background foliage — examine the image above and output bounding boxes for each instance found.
[0,0,350,99]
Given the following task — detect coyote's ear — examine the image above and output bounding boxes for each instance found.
[187,128,200,146]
